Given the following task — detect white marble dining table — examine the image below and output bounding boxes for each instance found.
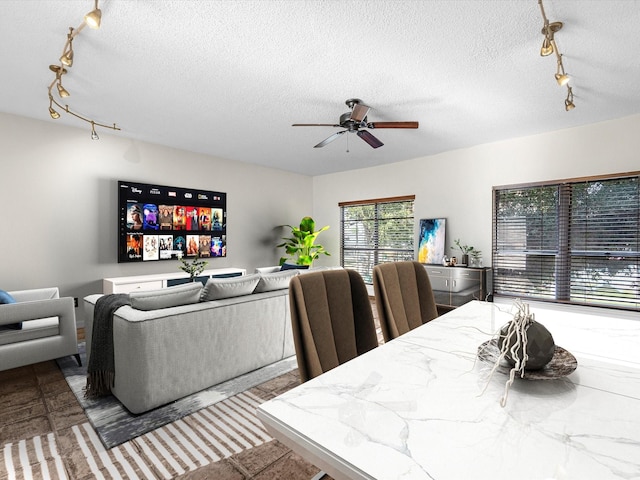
[257,300,640,480]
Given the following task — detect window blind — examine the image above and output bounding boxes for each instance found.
[493,174,640,311]
[340,196,415,284]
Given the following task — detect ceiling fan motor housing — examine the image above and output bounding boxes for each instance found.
[340,112,364,131]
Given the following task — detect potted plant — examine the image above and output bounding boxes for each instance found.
[277,216,330,266]
[178,253,208,280]
[451,238,481,267]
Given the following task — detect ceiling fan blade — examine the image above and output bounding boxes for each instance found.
[292,123,339,127]
[350,103,370,122]
[314,130,346,148]
[367,121,419,129]
[357,130,384,149]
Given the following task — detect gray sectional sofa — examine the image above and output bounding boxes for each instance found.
[84,270,298,414]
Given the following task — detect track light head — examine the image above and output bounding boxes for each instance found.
[91,121,100,140]
[565,87,575,111]
[540,22,562,57]
[555,73,570,86]
[540,37,553,56]
[48,96,61,119]
[57,82,70,98]
[60,28,75,66]
[85,0,102,29]
[60,49,74,67]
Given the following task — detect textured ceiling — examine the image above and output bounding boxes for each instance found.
[2,0,640,176]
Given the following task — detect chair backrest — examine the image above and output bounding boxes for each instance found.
[289,269,378,382]
[373,261,438,342]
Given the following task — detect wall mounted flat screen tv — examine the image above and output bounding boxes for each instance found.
[118,180,226,263]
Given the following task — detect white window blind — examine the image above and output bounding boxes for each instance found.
[493,173,640,311]
[340,196,415,284]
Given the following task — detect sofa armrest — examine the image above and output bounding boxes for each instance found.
[0,297,76,335]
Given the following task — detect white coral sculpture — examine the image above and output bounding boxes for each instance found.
[488,299,534,407]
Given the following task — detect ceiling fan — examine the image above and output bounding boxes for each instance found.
[293,98,419,149]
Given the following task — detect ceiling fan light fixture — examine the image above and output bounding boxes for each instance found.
[85,0,102,29]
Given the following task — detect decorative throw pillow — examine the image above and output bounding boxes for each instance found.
[253,269,299,293]
[201,274,260,301]
[130,282,203,311]
[0,289,22,330]
[280,263,310,271]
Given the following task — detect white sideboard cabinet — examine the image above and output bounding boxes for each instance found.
[103,268,246,294]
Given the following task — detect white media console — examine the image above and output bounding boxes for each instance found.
[103,268,246,294]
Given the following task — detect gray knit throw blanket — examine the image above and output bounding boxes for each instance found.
[85,294,130,398]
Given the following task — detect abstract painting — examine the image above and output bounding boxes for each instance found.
[418,218,446,264]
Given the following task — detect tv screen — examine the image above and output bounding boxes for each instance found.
[118,180,226,263]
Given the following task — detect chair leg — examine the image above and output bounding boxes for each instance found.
[311,471,327,480]
[74,353,82,367]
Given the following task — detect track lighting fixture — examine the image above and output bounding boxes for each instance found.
[46,0,119,139]
[84,0,102,29]
[538,0,575,110]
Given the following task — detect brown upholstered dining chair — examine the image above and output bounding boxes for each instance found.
[373,261,438,342]
[289,269,379,383]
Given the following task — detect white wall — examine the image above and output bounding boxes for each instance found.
[3,112,639,325]
[0,113,313,325]
[312,114,640,268]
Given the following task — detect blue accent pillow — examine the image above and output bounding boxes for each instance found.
[0,289,22,330]
[280,263,310,271]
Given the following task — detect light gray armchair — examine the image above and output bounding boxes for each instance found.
[0,287,81,371]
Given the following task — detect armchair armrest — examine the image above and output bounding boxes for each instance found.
[9,287,60,302]
[0,297,77,335]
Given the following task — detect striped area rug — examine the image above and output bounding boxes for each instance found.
[55,343,296,449]
[2,390,272,480]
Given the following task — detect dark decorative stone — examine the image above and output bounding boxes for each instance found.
[498,320,556,370]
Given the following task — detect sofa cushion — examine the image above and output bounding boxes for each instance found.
[254,266,281,274]
[254,270,299,293]
[130,283,203,311]
[201,274,260,301]
[0,289,22,330]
